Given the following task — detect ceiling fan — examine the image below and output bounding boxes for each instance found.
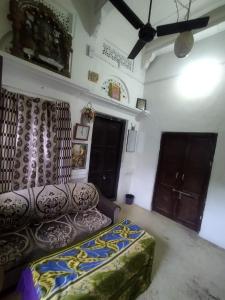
[109,0,210,59]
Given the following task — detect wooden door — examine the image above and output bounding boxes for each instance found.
[153,133,187,217]
[88,114,125,199]
[153,133,217,231]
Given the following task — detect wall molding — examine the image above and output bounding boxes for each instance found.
[1,50,144,115]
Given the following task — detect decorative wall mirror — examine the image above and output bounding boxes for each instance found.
[8,0,73,77]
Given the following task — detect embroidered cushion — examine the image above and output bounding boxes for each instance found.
[69,209,111,233]
[67,183,99,212]
[0,227,33,269]
[31,184,70,221]
[29,215,77,251]
[0,189,34,232]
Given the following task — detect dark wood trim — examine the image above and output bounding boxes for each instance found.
[116,118,126,199]
[0,55,2,92]
[197,133,217,231]
[152,131,218,232]
[95,112,126,123]
[89,112,126,200]
[152,132,166,212]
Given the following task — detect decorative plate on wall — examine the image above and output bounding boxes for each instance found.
[101,77,129,104]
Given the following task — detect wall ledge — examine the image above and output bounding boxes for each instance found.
[0,50,145,115]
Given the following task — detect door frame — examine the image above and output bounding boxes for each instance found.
[152,131,218,232]
[88,112,126,200]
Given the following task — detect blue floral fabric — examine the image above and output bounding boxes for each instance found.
[27,219,155,300]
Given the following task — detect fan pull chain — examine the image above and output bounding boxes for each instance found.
[174,0,192,22]
[174,0,180,22]
[186,0,192,20]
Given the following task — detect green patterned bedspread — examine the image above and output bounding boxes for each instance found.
[29,219,155,300]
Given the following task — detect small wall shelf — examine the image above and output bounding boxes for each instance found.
[0,51,147,116]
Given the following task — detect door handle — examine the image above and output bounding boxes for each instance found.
[172,188,192,198]
[179,190,192,197]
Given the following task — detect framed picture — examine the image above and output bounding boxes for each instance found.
[74,123,90,141]
[126,129,137,152]
[108,82,121,101]
[72,143,88,169]
[136,98,147,110]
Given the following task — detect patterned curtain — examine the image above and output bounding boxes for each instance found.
[0,89,18,193]
[13,95,59,190]
[0,89,72,192]
[56,102,72,184]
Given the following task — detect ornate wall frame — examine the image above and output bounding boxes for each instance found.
[8,0,73,77]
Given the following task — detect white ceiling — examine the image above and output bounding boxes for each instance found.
[122,0,225,26]
[104,0,225,58]
[73,0,225,59]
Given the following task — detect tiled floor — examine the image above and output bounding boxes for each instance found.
[1,203,225,300]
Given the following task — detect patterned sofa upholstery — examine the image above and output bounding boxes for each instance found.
[0,183,120,292]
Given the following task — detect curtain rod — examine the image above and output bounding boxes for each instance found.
[2,83,69,103]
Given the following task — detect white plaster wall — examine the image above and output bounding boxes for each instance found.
[0,0,145,104]
[2,57,138,202]
[0,0,144,202]
[131,30,225,249]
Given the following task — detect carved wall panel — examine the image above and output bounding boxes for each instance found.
[8,0,73,77]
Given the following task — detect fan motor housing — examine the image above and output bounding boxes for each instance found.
[139,24,156,42]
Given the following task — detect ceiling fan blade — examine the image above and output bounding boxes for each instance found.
[156,16,209,36]
[128,39,147,59]
[109,0,144,29]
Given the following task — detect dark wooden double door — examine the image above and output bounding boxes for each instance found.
[88,114,125,199]
[153,133,217,231]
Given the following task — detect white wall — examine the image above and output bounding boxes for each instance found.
[131,30,225,249]
[2,0,225,249]
[2,56,139,202]
[0,0,145,202]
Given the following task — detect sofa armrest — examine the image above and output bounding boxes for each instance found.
[97,198,121,223]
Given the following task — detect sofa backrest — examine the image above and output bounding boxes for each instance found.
[0,182,99,232]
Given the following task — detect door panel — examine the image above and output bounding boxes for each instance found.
[154,185,175,216]
[181,136,213,194]
[153,133,187,215]
[175,193,201,230]
[104,148,118,172]
[157,134,187,189]
[89,148,104,172]
[88,115,125,199]
[153,132,217,231]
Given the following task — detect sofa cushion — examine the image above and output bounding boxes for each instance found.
[0,189,34,233]
[67,183,99,212]
[69,209,111,233]
[0,227,33,269]
[29,215,78,251]
[31,184,70,221]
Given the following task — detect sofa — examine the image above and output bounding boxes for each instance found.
[0,182,120,293]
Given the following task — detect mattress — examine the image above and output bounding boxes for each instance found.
[17,219,155,300]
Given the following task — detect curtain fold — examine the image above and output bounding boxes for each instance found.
[56,101,72,184]
[0,89,72,192]
[13,96,58,190]
[0,89,18,193]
